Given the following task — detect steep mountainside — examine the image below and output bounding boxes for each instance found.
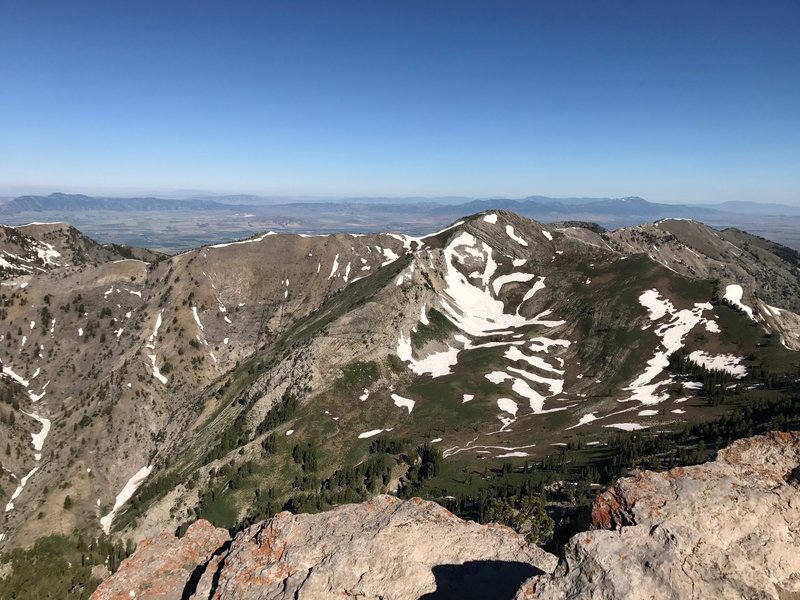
[90,431,800,600]
[0,211,798,578]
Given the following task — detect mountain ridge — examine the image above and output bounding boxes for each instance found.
[0,211,798,599]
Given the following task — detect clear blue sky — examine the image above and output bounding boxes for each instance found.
[1,0,798,203]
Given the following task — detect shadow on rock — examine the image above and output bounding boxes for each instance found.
[419,560,543,600]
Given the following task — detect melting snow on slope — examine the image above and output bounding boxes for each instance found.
[146,310,163,349]
[147,355,168,385]
[604,423,648,431]
[391,394,415,414]
[541,230,553,241]
[34,242,61,265]
[20,411,50,461]
[396,332,461,378]
[504,346,563,374]
[419,305,430,326]
[209,231,275,248]
[624,289,718,405]
[438,232,562,336]
[567,412,598,430]
[505,225,528,246]
[723,284,755,320]
[396,263,415,286]
[688,350,747,378]
[497,451,529,458]
[5,467,40,512]
[496,397,518,416]
[483,213,498,224]
[443,442,537,459]
[2,365,29,387]
[358,429,384,439]
[191,306,204,331]
[328,254,340,279]
[517,277,546,310]
[492,273,536,295]
[100,466,153,534]
[380,247,399,266]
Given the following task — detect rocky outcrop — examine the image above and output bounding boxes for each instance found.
[91,495,557,600]
[517,431,800,600]
[93,432,800,599]
[90,519,230,600]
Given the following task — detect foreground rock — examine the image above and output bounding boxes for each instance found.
[90,519,230,600]
[92,495,557,600]
[93,432,800,600]
[517,431,800,600]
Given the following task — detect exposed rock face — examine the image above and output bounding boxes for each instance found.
[91,519,230,600]
[517,431,800,600]
[92,495,557,600]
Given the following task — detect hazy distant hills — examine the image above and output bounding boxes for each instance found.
[0,192,245,213]
[3,192,800,218]
[696,200,800,216]
[1,192,799,252]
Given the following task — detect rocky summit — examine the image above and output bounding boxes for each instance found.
[93,431,799,600]
[91,495,557,600]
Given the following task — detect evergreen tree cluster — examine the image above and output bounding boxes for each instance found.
[0,535,134,599]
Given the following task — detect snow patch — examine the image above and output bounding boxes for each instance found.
[209,231,275,248]
[5,466,40,512]
[604,423,648,431]
[505,225,528,246]
[567,412,598,430]
[688,350,747,378]
[624,289,716,405]
[358,429,384,439]
[147,354,168,385]
[20,411,50,460]
[191,306,204,331]
[2,365,29,387]
[492,272,536,295]
[328,254,340,279]
[497,397,518,416]
[100,466,153,534]
[391,394,415,414]
[724,284,755,320]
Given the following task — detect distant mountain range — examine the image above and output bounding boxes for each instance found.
[0,192,248,213]
[2,193,800,253]
[2,192,799,217]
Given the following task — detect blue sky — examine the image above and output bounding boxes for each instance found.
[0,0,798,203]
